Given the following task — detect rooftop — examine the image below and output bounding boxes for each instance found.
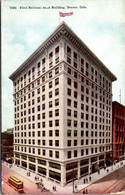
[9,21,117,82]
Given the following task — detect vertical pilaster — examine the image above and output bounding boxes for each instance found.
[61,163,66,186]
[89,157,91,174]
[78,160,80,179]
[46,160,49,179]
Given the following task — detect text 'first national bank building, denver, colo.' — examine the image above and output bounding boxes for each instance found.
[9,22,117,186]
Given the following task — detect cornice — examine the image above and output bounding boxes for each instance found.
[9,22,117,82]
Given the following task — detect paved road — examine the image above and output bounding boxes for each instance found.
[2,163,52,194]
[76,165,125,194]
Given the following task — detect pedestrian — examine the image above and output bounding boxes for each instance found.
[84,178,86,183]
[83,189,85,194]
[89,176,91,181]
[107,169,109,173]
[40,178,43,183]
[75,185,77,190]
[86,178,88,183]
[86,189,88,194]
[29,171,30,176]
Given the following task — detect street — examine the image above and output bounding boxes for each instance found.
[76,165,125,194]
[1,163,52,194]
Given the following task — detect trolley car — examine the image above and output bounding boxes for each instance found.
[8,176,24,193]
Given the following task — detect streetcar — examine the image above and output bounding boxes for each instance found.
[8,176,24,193]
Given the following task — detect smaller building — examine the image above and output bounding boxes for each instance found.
[112,101,125,161]
[1,128,14,163]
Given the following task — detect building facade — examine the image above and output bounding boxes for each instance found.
[112,101,125,161]
[1,129,14,162]
[9,22,117,186]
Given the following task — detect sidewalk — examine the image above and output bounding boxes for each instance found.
[2,160,125,194]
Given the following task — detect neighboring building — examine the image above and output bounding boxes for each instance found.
[112,101,125,161]
[9,22,117,186]
[6,128,14,134]
[1,129,14,162]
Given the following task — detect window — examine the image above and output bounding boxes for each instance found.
[49,91,53,98]
[49,121,53,127]
[42,57,45,64]
[67,140,71,147]
[49,51,53,59]
[38,149,41,155]
[55,120,59,126]
[55,46,59,54]
[42,140,46,145]
[55,99,59,106]
[42,76,45,82]
[74,150,77,157]
[67,78,71,85]
[42,85,45,92]
[49,140,53,146]
[49,81,52,88]
[81,149,84,156]
[67,151,71,159]
[74,121,77,127]
[67,99,71,106]
[49,71,52,78]
[42,94,45,101]
[49,111,53,117]
[55,151,59,158]
[42,113,45,119]
[42,104,45,110]
[74,81,77,89]
[55,140,59,147]
[55,88,59,96]
[74,130,77,136]
[43,149,46,156]
[74,91,77,98]
[74,72,77,78]
[49,101,52,108]
[67,119,71,126]
[55,67,59,74]
[67,88,71,96]
[55,78,59,85]
[67,109,71,116]
[49,130,53,136]
[68,67,71,74]
[49,150,53,157]
[74,101,77,108]
[55,130,59,136]
[55,109,59,116]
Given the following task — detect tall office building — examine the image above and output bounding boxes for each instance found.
[9,22,117,186]
[112,101,125,161]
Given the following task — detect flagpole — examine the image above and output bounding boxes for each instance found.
[59,12,60,24]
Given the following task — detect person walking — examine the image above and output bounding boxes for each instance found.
[84,178,86,183]
[89,176,91,181]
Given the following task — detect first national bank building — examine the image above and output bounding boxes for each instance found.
[9,22,116,186]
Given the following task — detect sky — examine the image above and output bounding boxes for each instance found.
[2,0,125,132]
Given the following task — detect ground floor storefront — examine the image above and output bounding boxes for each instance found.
[14,151,112,186]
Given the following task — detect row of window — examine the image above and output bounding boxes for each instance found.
[66,46,111,91]
[14,46,60,85]
[14,145,111,159]
[15,146,59,158]
[15,129,110,138]
[14,66,60,95]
